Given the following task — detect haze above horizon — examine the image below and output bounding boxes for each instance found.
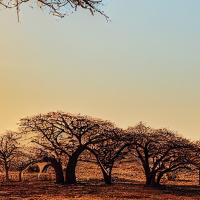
[0,0,200,140]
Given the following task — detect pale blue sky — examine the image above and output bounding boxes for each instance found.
[0,0,200,139]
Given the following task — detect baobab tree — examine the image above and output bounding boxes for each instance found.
[87,128,131,184]
[127,122,195,186]
[13,146,64,183]
[38,149,65,184]
[188,141,200,185]
[19,111,115,184]
[15,136,66,184]
[0,131,20,181]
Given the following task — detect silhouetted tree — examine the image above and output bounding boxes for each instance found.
[127,122,195,186]
[0,131,20,181]
[19,111,115,184]
[87,128,131,184]
[41,151,65,184]
[13,145,65,183]
[13,147,43,182]
[14,151,38,182]
[188,141,200,185]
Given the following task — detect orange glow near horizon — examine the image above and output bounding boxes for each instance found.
[0,1,200,140]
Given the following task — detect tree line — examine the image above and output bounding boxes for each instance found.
[0,111,200,186]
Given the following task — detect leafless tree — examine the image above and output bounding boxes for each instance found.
[19,111,115,184]
[0,131,20,181]
[0,0,108,21]
[13,149,37,181]
[18,113,200,186]
[12,146,46,182]
[188,141,200,185]
[127,122,195,186]
[87,128,131,184]
[14,146,66,183]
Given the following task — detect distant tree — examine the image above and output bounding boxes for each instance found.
[14,152,35,181]
[12,147,41,182]
[87,128,131,184]
[0,0,108,21]
[19,111,115,184]
[0,131,20,181]
[12,145,66,183]
[188,141,200,185]
[127,122,195,186]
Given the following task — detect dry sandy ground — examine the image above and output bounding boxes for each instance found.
[0,180,200,200]
[0,162,200,199]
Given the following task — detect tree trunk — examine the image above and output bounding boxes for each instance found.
[43,156,65,184]
[54,165,64,184]
[156,172,164,185]
[98,161,113,185]
[19,171,22,182]
[65,147,85,184]
[5,165,9,182]
[51,160,64,184]
[65,156,77,184]
[145,173,156,186]
[102,169,112,184]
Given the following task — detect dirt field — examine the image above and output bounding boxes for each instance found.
[0,162,200,200]
[1,180,200,200]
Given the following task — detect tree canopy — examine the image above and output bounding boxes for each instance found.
[0,112,200,186]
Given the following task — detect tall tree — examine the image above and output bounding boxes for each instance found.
[127,122,195,186]
[19,111,114,184]
[87,128,131,184]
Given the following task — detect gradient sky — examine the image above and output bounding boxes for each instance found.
[0,0,200,140]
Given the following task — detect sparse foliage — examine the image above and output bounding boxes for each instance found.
[127,122,196,186]
[0,131,20,181]
[19,111,115,184]
[87,128,131,184]
[0,112,198,188]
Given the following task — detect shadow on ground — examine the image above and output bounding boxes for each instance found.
[0,179,200,199]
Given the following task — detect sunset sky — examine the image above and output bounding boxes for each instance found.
[0,0,200,140]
